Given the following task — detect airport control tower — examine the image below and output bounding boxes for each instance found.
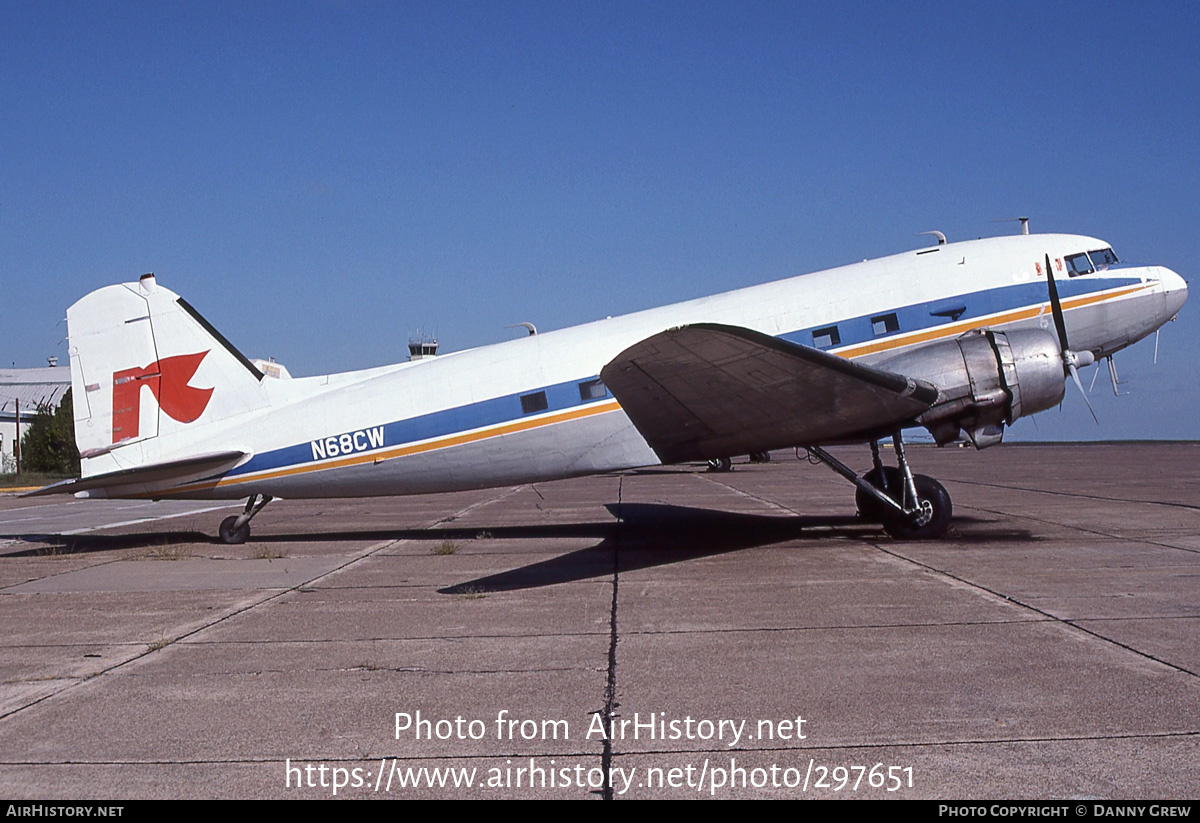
[408,334,439,361]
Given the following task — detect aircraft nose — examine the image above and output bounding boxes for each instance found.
[1155,266,1188,319]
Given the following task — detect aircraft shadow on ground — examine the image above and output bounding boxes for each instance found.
[0,523,617,556]
[0,506,1034,580]
[0,530,215,557]
[434,506,1038,592]
[437,503,873,593]
[0,503,861,560]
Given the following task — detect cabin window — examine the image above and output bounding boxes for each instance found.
[578,379,606,401]
[1088,248,1118,270]
[1065,252,1094,277]
[520,391,548,414]
[812,326,840,349]
[871,313,899,336]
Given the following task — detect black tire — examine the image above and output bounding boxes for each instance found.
[707,457,733,473]
[881,475,952,540]
[748,451,771,464]
[856,470,953,539]
[855,466,902,521]
[219,515,251,545]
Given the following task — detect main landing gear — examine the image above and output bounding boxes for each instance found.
[806,435,952,539]
[218,494,273,545]
[707,452,771,472]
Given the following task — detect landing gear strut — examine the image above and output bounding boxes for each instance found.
[807,434,952,539]
[219,494,273,545]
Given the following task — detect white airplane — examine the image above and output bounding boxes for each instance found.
[33,231,1187,543]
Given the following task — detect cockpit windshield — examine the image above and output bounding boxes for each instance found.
[1066,247,1119,276]
[1088,247,1118,270]
[1065,252,1093,276]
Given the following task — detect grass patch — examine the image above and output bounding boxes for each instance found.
[253,545,288,560]
[432,539,459,556]
[144,543,189,561]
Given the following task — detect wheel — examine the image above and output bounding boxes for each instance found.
[855,466,902,520]
[219,515,251,545]
[707,457,733,472]
[881,475,952,540]
[748,451,771,463]
[856,470,953,539]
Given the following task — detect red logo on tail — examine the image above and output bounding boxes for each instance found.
[111,351,214,443]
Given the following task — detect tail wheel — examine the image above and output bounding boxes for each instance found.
[707,457,733,472]
[219,515,251,545]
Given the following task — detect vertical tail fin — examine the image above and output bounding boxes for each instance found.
[68,275,267,469]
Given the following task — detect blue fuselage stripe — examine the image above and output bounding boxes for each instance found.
[228,377,611,477]
[781,276,1138,350]
[229,275,1141,480]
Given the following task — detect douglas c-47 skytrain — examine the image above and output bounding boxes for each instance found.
[32,230,1188,543]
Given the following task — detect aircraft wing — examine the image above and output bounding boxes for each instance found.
[600,323,938,463]
[25,450,248,497]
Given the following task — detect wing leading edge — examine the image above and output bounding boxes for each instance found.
[600,324,938,464]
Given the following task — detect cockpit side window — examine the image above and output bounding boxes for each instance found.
[1065,252,1094,277]
[1088,248,1118,271]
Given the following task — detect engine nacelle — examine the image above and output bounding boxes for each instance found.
[877,329,1065,448]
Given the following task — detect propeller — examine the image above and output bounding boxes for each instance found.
[1044,254,1099,422]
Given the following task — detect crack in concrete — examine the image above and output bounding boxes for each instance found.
[962,503,1200,556]
[6,727,1200,768]
[946,476,1200,513]
[598,475,622,800]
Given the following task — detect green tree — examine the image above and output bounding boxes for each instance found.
[20,389,80,476]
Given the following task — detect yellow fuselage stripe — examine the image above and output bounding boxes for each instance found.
[168,399,624,493]
[836,283,1147,358]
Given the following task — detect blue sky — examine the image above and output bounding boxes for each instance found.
[3,1,1197,439]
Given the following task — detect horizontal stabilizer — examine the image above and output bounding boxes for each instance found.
[24,451,248,497]
[600,323,938,463]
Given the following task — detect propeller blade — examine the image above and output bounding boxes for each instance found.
[1045,253,1070,358]
[1045,254,1099,423]
[1068,362,1100,424]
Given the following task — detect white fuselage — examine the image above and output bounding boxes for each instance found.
[77,233,1187,500]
